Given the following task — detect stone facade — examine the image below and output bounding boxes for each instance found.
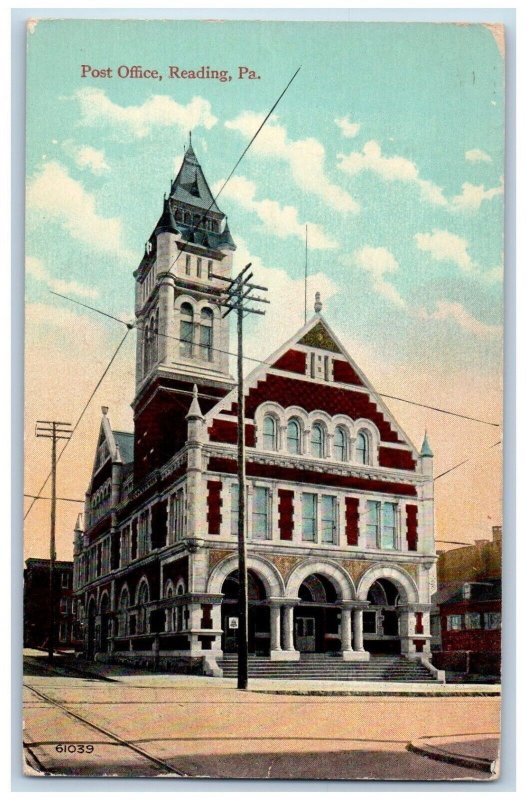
[73,142,438,677]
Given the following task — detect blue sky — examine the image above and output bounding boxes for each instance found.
[24,20,504,557]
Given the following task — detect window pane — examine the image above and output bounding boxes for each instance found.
[357,432,368,464]
[180,320,193,357]
[334,427,346,461]
[465,612,481,630]
[252,487,269,539]
[365,500,379,548]
[302,493,317,541]
[311,424,324,458]
[200,324,212,360]
[381,502,397,549]
[263,416,277,450]
[287,419,300,454]
[230,484,239,536]
[321,495,336,543]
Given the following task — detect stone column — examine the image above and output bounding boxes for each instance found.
[353,607,365,651]
[279,602,300,661]
[269,601,282,660]
[341,606,352,652]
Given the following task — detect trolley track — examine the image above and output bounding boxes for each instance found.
[24,682,187,776]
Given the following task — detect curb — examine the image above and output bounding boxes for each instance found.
[407,739,498,774]
[250,688,500,697]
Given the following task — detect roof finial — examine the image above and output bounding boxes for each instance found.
[314,292,322,313]
[420,430,434,457]
[101,406,108,416]
[189,130,192,144]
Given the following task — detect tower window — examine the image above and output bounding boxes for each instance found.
[311,423,325,458]
[199,307,213,361]
[286,418,301,454]
[185,255,191,276]
[207,260,213,279]
[252,487,270,540]
[180,303,194,358]
[262,415,278,451]
[197,258,202,278]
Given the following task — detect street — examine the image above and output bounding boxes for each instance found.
[23,653,500,781]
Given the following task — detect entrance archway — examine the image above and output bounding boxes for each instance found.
[221,569,270,655]
[86,597,96,659]
[364,578,401,654]
[295,573,341,653]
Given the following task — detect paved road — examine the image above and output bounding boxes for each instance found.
[23,655,500,781]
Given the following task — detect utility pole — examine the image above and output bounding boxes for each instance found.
[35,421,73,662]
[213,263,269,689]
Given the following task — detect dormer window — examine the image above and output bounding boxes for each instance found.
[262,415,278,451]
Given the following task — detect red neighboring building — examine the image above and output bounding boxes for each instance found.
[24,558,79,650]
[432,527,502,680]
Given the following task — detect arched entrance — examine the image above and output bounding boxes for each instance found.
[86,597,97,659]
[99,593,111,653]
[295,573,341,653]
[221,569,270,655]
[363,578,401,654]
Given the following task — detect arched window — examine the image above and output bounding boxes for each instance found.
[199,307,213,361]
[180,303,194,358]
[117,587,129,638]
[287,418,301,454]
[262,415,278,450]
[136,581,149,635]
[356,431,369,465]
[165,581,175,632]
[311,423,325,458]
[334,426,347,461]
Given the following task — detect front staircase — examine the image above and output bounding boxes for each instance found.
[219,653,437,682]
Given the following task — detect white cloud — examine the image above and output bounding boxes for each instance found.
[26,255,100,299]
[335,115,361,138]
[225,112,359,213]
[213,175,338,250]
[465,148,492,163]
[351,246,406,307]
[27,161,135,260]
[62,140,110,174]
[75,87,217,139]
[338,140,503,212]
[451,179,504,210]
[233,238,339,367]
[338,140,449,207]
[414,229,476,272]
[418,301,501,338]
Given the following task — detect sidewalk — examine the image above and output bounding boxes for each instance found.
[25,652,501,697]
[408,734,500,775]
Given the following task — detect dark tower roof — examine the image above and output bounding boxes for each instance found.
[170,143,221,214]
[154,197,180,236]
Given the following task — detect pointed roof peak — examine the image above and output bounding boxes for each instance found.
[186,384,204,420]
[154,196,179,236]
[171,140,221,214]
[421,431,434,457]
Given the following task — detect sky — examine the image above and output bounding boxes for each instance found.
[24,20,504,560]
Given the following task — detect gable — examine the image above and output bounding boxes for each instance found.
[299,321,342,353]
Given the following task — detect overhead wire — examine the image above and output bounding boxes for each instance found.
[24,329,131,520]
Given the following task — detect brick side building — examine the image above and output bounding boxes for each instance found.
[24,558,76,650]
[72,142,439,678]
[431,527,502,679]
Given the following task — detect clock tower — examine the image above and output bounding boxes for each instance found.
[132,140,236,482]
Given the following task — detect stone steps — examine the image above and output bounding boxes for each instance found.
[218,654,436,682]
